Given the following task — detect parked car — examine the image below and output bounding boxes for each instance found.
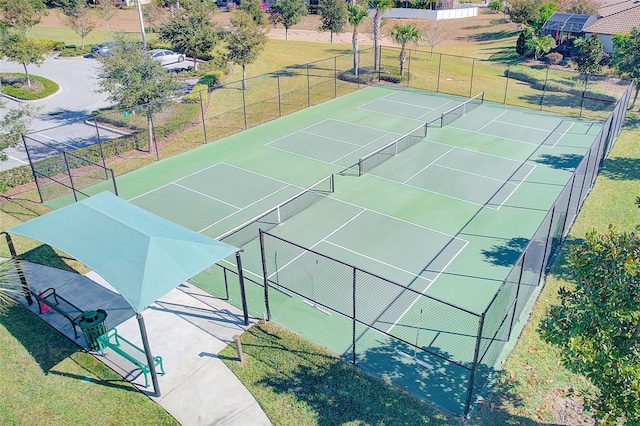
[146,49,186,66]
[91,41,115,57]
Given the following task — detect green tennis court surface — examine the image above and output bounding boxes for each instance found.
[52,85,604,414]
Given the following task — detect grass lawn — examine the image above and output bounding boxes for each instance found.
[2,8,639,425]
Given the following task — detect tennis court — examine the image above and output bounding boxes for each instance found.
[51,84,613,414]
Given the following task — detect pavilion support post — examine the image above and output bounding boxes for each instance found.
[137,313,160,397]
[235,251,250,326]
[3,232,32,305]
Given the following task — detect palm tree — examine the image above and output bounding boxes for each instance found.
[526,35,556,60]
[347,4,369,76]
[390,23,422,76]
[0,259,23,314]
[368,0,394,71]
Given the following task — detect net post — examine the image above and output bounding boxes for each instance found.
[330,174,335,193]
[259,230,272,321]
[276,205,282,224]
[358,159,363,177]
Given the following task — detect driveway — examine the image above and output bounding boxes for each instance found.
[0,55,113,171]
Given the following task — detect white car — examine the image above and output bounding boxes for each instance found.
[146,49,186,66]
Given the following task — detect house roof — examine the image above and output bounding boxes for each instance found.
[583,0,640,35]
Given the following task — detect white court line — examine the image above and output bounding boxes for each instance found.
[299,130,363,147]
[128,162,223,201]
[35,133,82,150]
[370,172,500,210]
[357,103,428,121]
[477,110,508,133]
[220,162,305,188]
[446,125,542,147]
[7,155,27,164]
[333,132,399,164]
[173,182,241,209]
[416,100,456,121]
[323,240,432,286]
[267,209,366,280]
[544,121,575,149]
[264,118,334,147]
[428,163,518,184]
[493,118,560,134]
[386,238,469,334]
[403,147,455,184]
[202,184,296,234]
[490,164,537,210]
[382,98,437,110]
[429,141,528,164]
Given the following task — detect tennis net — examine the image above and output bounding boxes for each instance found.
[358,124,428,176]
[217,174,335,247]
[440,92,484,127]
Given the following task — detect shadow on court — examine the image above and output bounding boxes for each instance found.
[534,153,584,171]
[481,237,530,267]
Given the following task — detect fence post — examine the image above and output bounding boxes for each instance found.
[579,73,589,117]
[277,71,282,118]
[465,312,485,416]
[242,84,248,129]
[469,58,475,97]
[235,251,250,326]
[199,90,208,144]
[436,53,442,93]
[92,118,109,178]
[352,267,357,364]
[541,206,556,271]
[307,63,311,107]
[62,152,78,203]
[223,266,230,300]
[540,67,550,111]
[503,64,510,104]
[508,253,525,340]
[406,48,412,87]
[334,56,337,98]
[259,230,272,321]
[559,174,577,241]
[22,135,44,203]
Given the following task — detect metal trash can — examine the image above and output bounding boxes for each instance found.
[79,309,108,352]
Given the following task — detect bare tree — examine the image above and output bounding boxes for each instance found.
[143,1,167,32]
[419,20,449,60]
[95,0,117,30]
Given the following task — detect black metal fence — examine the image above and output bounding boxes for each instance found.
[223,82,633,416]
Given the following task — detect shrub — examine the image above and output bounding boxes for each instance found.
[57,46,91,57]
[0,74,59,100]
[198,71,222,88]
[183,84,209,103]
[599,52,611,67]
[379,72,409,83]
[545,52,563,65]
[0,165,33,192]
[35,39,66,52]
[338,68,375,84]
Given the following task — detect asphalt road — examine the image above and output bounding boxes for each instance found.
[0,54,192,171]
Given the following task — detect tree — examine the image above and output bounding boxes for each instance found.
[226,10,268,90]
[159,0,218,71]
[346,3,368,76]
[559,0,598,15]
[420,20,449,60]
[390,23,421,76]
[368,0,394,72]
[95,0,117,31]
[63,4,95,49]
[0,0,47,37]
[97,36,181,150]
[1,33,46,87]
[505,0,538,25]
[0,259,23,314]
[488,0,504,13]
[516,26,534,57]
[239,0,268,26]
[574,34,604,74]
[525,34,555,60]
[0,103,37,161]
[532,1,556,33]
[540,226,640,424]
[143,1,166,32]
[318,0,347,43]
[269,0,307,41]
[611,28,640,110]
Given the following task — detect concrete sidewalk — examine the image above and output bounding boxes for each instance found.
[17,261,271,426]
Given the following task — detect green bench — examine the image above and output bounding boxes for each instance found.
[30,287,84,339]
[97,328,166,388]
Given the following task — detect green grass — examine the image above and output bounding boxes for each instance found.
[1,73,60,100]
[220,321,456,425]
[0,303,178,425]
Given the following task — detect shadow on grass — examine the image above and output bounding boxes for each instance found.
[20,244,78,273]
[624,112,640,129]
[469,30,519,42]
[600,157,640,181]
